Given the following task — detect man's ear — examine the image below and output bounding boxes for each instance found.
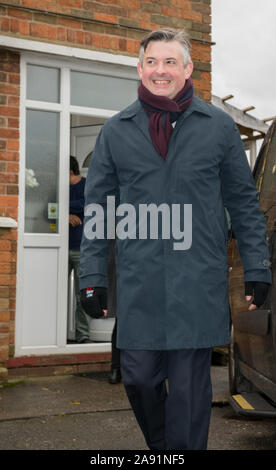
[184,61,194,79]
[137,60,143,80]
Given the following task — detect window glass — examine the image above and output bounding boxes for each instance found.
[25,110,60,233]
[70,71,139,110]
[27,64,60,103]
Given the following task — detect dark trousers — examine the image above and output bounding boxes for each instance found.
[120,348,213,450]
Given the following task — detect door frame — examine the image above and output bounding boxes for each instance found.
[15,51,138,356]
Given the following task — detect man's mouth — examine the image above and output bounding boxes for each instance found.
[152,80,171,85]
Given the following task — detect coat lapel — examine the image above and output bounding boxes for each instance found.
[120,99,153,146]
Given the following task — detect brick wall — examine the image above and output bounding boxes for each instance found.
[0,0,212,376]
[0,49,19,376]
[0,0,211,100]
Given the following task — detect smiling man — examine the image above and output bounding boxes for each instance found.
[137,38,193,99]
[79,28,271,450]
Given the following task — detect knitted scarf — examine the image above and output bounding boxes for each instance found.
[138,77,194,160]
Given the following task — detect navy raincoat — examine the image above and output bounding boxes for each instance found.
[79,96,271,350]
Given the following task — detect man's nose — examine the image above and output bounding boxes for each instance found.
[155,61,166,74]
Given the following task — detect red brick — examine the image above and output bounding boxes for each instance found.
[8,118,19,129]
[0,106,19,117]
[7,96,19,107]
[75,30,85,44]
[0,129,19,139]
[0,173,18,183]
[0,62,20,74]
[7,185,18,195]
[94,13,118,24]
[6,139,19,151]
[58,17,82,29]
[5,52,19,64]
[7,162,19,173]
[119,38,127,51]
[191,42,211,62]
[92,33,103,48]
[1,207,18,219]
[0,84,19,96]
[48,25,57,40]
[126,39,136,53]
[118,0,140,7]
[0,195,18,207]
[0,18,10,33]
[57,27,66,41]
[0,252,12,262]
[10,19,19,34]
[30,23,48,39]
[10,298,16,309]
[109,36,119,50]
[0,72,7,83]
[85,32,93,46]
[0,263,13,274]
[59,0,83,7]
[0,289,9,300]
[67,29,76,43]
[8,73,20,85]
[0,345,9,361]
[7,6,32,20]
[0,313,10,322]
[22,0,56,8]
[191,2,211,15]
[0,273,16,286]
[18,20,30,36]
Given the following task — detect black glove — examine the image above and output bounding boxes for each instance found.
[244,281,270,307]
[80,287,107,319]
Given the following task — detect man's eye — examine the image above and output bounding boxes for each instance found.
[167,60,176,65]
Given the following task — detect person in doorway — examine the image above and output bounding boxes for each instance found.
[78,28,271,449]
[69,156,91,344]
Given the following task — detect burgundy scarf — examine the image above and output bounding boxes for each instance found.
[138,77,194,160]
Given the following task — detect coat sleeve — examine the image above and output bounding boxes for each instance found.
[220,120,272,283]
[78,125,119,290]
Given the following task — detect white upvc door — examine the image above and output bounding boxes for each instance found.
[15,52,138,356]
[16,58,71,356]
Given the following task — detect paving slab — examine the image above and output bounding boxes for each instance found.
[0,367,229,422]
[1,367,275,452]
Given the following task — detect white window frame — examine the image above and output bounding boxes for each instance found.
[15,48,138,356]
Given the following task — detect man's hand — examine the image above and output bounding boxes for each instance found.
[245,281,270,311]
[69,214,82,227]
[80,287,108,318]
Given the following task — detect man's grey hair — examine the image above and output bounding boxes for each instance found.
[139,28,191,67]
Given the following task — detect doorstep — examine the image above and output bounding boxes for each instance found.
[6,351,112,380]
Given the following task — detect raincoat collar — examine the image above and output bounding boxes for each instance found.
[119,95,213,121]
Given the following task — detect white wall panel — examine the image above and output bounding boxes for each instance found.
[21,248,58,346]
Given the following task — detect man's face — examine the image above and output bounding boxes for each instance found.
[137,40,193,99]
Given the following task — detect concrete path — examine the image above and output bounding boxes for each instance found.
[0,367,229,450]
